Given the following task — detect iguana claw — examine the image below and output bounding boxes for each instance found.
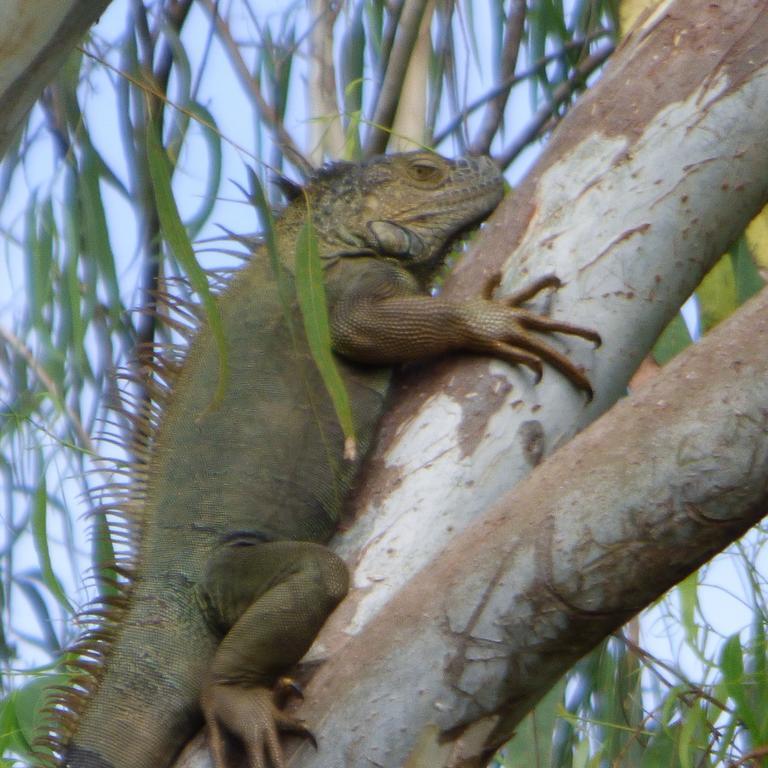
[274,675,305,705]
[201,679,316,768]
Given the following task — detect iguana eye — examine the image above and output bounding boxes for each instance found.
[407,160,443,182]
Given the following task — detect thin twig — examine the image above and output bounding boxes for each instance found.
[433,31,612,147]
[136,0,195,374]
[198,0,310,175]
[619,633,731,714]
[424,0,453,145]
[155,0,196,101]
[0,325,96,459]
[363,0,430,157]
[729,745,768,768]
[469,0,526,155]
[377,0,405,87]
[495,43,615,169]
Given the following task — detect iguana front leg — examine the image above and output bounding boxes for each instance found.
[196,537,349,768]
[331,262,600,397]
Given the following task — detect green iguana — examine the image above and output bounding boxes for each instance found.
[38,151,599,768]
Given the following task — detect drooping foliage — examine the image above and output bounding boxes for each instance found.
[0,1,766,766]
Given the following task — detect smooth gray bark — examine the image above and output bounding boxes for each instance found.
[0,1,111,156]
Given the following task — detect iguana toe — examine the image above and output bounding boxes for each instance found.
[201,679,315,768]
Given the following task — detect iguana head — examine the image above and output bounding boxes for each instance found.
[280,151,504,278]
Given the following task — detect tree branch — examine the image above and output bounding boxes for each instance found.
[363,0,429,157]
[288,2,768,764]
[0,0,112,157]
[292,283,768,766]
[307,0,344,163]
[469,0,526,156]
[432,31,612,148]
[198,0,310,175]
[494,43,614,169]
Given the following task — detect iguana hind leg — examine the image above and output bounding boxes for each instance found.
[196,537,349,768]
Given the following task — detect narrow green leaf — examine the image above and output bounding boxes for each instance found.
[274,29,295,123]
[181,103,222,238]
[61,163,86,371]
[677,571,699,648]
[364,0,384,57]
[720,634,744,691]
[751,615,768,740]
[594,641,623,759]
[731,236,765,305]
[462,0,481,68]
[676,703,703,768]
[30,461,72,613]
[341,3,366,117]
[0,685,28,761]
[721,633,760,737]
[80,141,121,320]
[640,722,678,767]
[92,504,118,599]
[146,125,229,409]
[24,193,51,332]
[10,673,70,761]
[572,736,590,768]
[499,677,565,766]
[294,218,356,457]
[697,253,736,332]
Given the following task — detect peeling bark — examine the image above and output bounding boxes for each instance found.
[0,0,111,156]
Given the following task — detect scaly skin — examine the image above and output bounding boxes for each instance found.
[49,152,599,768]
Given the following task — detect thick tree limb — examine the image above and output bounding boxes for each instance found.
[178,1,768,765]
[0,0,111,157]
[289,2,768,765]
[291,284,768,765]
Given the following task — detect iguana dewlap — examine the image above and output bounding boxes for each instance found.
[40,152,599,768]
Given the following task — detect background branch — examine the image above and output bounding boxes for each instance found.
[495,43,614,169]
[363,0,429,156]
[469,0,526,155]
[432,30,612,147]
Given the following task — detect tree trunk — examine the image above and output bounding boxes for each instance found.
[185,0,768,765]
[0,0,111,156]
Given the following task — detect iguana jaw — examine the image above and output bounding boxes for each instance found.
[357,153,504,276]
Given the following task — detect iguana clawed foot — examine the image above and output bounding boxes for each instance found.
[201,678,315,768]
[479,273,601,399]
